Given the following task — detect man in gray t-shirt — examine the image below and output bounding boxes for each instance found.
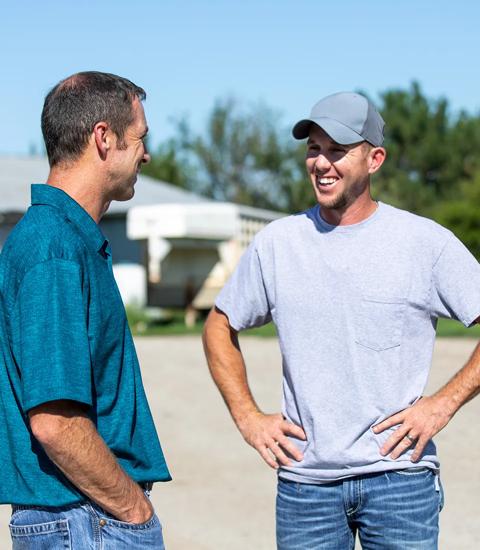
[203,92,480,549]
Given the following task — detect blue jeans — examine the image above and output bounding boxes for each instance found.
[277,468,444,550]
[9,495,165,549]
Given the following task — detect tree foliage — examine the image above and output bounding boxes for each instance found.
[142,137,191,189]
[431,173,480,260]
[146,83,480,258]
[146,98,311,212]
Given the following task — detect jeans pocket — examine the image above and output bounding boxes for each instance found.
[392,466,432,476]
[95,512,164,549]
[9,518,71,549]
[277,478,302,494]
[103,513,161,530]
[87,498,161,531]
[356,295,406,351]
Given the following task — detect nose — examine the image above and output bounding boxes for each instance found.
[313,153,331,172]
[142,144,151,165]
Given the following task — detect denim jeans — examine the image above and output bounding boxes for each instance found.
[277,468,444,550]
[9,495,165,549]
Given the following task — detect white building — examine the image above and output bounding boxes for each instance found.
[127,202,280,311]
[0,156,281,312]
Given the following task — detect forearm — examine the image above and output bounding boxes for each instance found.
[433,340,480,416]
[29,402,151,522]
[202,308,260,429]
[203,308,306,468]
[374,340,480,460]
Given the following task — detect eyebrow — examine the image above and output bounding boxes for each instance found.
[307,138,344,147]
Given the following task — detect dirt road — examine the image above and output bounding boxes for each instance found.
[1,336,478,549]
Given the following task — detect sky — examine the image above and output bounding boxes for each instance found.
[1,0,480,156]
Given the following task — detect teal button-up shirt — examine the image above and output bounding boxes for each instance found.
[0,184,170,505]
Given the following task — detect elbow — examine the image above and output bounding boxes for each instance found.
[202,309,215,352]
[29,414,63,447]
[28,400,91,454]
[202,308,217,339]
[28,401,85,448]
[203,307,234,345]
[203,307,240,360]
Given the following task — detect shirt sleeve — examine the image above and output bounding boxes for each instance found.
[215,240,272,331]
[15,258,93,412]
[430,233,480,326]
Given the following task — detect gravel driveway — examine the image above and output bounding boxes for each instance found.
[0,336,478,549]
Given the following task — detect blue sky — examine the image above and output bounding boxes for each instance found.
[2,0,479,155]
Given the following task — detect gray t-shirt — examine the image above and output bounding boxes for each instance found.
[216,202,480,483]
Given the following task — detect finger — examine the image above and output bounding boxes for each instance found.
[379,427,411,456]
[282,422,307,440]
[268,440,292,467]
[410,436,429,462]
[276,436,304,462]
[373,412,406,434]
[257,445,279,469]
[389,434,418,460]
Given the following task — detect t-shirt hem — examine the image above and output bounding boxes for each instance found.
[214,298,244,331]
[0,489,85,507]
[1,470,172,506]
[130,469,172,483]
[23,393,92,414]
[464,311,480,327]
[135,474,173,483]
[278,460,440,485]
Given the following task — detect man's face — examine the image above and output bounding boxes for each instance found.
[305,125,372,212]
[108,97,150,201]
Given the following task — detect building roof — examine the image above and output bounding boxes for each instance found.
[0,155,206,216]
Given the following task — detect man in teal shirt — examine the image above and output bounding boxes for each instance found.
[0,72,170,549]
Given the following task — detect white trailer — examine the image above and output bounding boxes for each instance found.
[126,202,281,314]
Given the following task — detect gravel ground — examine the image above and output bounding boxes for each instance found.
[0,336,478,549]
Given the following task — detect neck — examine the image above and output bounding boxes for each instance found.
[46,163,110,223]
[320,190,377,226]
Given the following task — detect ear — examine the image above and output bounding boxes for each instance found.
[93,121,112,161]
[368,147,386,174]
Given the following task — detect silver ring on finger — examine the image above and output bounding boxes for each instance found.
[404,434,416,443]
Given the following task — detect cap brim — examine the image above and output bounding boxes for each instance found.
[292,117,365,145]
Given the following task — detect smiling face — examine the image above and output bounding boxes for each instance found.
[107,97,150,201]
[305,125,385,224]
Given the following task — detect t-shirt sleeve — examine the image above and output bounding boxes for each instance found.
[16,259,93,412]
[430,233,480,326]
[215,240,272,331]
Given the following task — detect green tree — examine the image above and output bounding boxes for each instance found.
[156,98,312,212]
[430,172,480,260]
[373,82,452,212]
[145,84,480,259]
[142,136,191,188]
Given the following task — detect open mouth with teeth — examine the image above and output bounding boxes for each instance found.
[316,177,339,187]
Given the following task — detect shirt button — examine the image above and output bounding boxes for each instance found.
[99,519,107,527]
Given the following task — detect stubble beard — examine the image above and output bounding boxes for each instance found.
[318,190,349,211]
[317,177,368,213]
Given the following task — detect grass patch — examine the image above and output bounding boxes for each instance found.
[436,318,480,338]
[126,305,278,337]
[127,307,478,339]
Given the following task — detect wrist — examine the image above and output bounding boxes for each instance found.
[123,496,153,524]
[235,408,262,434]
[431,392,459,420]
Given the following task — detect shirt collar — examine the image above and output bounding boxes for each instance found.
[31,184,108,254]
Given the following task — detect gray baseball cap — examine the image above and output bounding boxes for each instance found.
[292,92,385,146]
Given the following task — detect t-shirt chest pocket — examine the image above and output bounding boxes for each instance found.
[355,295,406,351]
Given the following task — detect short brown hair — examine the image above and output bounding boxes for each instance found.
[41,71,146,167]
